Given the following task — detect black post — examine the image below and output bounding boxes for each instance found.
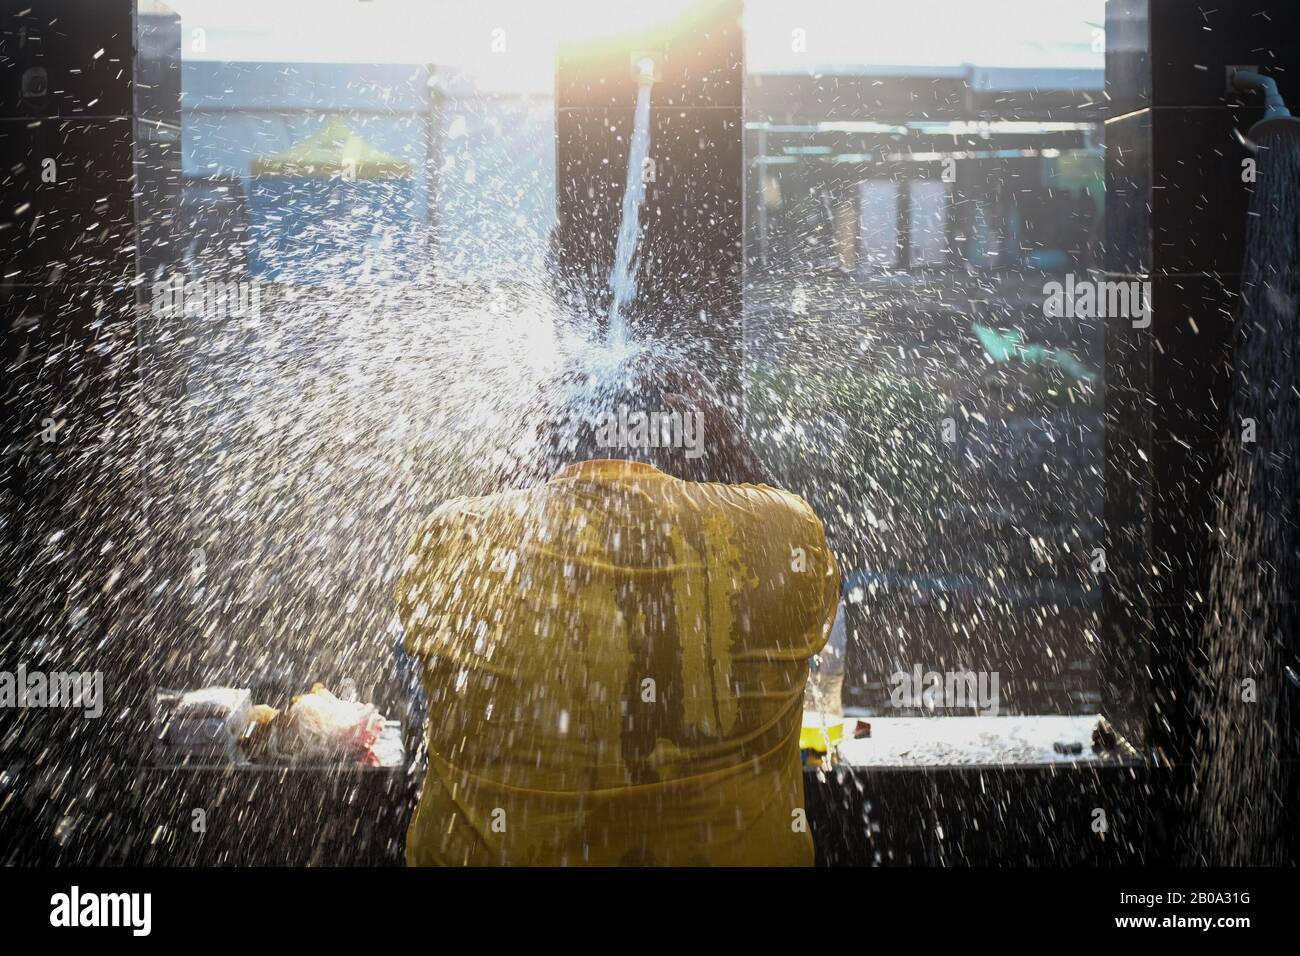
[554,0,744,402]
[1,0,180,799]
[1103,0,1300,855]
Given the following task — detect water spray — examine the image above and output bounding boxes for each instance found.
[1191,67,1300,864]
[605,55,657,349]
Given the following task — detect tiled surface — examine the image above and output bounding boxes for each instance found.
[1150,108,1256,276]
[0,1,136,118]
[0,119,138,286]
[1104,110,1151,276]
[1146,1,1300,109]
[1104,0,1150,116]
[1106,0,1300,113]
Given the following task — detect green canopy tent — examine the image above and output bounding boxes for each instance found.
[248,117,418,283]
[251,116,412,180]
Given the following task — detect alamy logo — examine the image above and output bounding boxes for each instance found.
[1042,274,1150,328]
[151,276,262,320]
[889,665,1000,715]
[0,664,102,718]
[594,405,704,460]
[50,886,151,936]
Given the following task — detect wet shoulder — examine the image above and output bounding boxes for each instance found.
[408,487,544,555]
[678,479,822,532]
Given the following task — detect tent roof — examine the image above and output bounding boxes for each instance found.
[251,117,411,179]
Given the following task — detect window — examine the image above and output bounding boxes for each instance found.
[743,0,1107,718]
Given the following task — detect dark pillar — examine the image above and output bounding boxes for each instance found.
[1,0,181,783]
[554,0,743,400]
[1104,0,1300,787]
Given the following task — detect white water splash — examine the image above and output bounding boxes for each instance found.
[607,63,656,348]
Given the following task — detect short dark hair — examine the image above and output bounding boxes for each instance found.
[503,347,770,487]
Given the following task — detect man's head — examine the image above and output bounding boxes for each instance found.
[515,347,769,487]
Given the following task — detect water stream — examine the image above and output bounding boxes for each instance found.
[606,67,655,348]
